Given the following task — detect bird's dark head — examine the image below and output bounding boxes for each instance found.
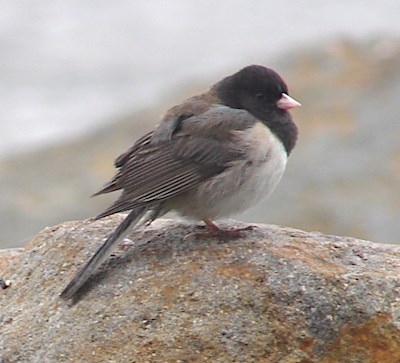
[214,65,301,154]
[215,65,300,117]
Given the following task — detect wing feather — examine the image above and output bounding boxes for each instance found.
[95,107,257,219]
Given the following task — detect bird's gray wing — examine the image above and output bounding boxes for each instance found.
[93,114,188,195]
[95,106,257,219]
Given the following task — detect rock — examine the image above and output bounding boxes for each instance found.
[1,217,399,362]
[0,248,23,271]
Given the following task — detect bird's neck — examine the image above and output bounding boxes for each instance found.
[266,113,298,155]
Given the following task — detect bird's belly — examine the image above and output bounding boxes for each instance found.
[174,147,287,220]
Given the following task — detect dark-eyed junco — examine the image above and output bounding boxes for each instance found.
[61,65,301,299]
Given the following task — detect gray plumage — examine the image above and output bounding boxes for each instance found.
[60,65,300,299]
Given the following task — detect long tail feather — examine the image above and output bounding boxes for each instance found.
[60,207,148,300]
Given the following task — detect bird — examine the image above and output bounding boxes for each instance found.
[60,65,301,299]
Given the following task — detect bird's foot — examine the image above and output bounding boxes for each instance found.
[195,219,257,240]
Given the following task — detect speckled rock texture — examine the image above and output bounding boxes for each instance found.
[1,216,399,363]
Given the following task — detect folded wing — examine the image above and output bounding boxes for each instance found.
[95,106,257,219]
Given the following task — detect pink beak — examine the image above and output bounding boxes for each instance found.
[276,93,301,110]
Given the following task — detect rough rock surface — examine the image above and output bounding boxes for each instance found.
[1,217,400,363]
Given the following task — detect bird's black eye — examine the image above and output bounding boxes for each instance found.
[256,92,266,101]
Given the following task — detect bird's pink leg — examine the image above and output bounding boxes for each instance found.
[195,219,256,240]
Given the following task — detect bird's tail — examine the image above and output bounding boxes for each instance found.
[60,205,163,300]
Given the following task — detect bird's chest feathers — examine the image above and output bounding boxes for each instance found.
[232,120,286,167]
[233,123,287,194]
[175,122,289,220]
[204,122,288,217]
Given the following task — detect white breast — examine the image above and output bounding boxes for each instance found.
[175,122,288,220]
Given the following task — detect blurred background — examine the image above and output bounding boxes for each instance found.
[1,1,400,248]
